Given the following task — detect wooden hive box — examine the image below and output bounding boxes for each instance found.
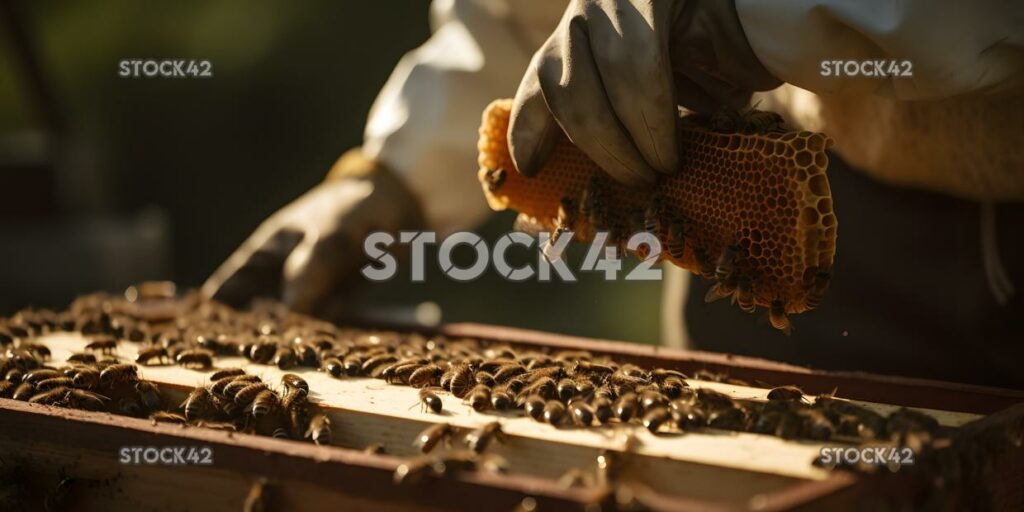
[2,322,1023,511]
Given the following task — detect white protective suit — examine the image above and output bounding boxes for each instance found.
[361,0,1024,343]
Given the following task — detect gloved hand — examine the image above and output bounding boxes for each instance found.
[202,149,423,314]
[509,0,780,187]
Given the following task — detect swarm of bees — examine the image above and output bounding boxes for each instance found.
[0,289,969,496]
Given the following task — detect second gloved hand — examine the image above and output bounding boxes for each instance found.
[508,0,781,187]
[202,149,423,314]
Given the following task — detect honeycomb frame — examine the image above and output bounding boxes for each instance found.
[477,99,837,318]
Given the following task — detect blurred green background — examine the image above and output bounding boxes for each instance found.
[0,0,662,344]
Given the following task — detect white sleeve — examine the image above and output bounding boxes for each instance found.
[736,0,1024,99]
[362,0,536,235]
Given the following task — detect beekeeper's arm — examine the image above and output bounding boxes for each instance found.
[203,0,535,312]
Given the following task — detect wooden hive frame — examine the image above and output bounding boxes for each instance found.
[2,323,1023,511]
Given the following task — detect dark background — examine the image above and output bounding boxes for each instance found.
[0,1,662,344]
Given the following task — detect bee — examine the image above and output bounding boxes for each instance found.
[0,380,14,398]
[182,387,213,420]
[523,394,546,421]
[667,219,687,259]
[242,478,269,512]
[591,397,613,424]
[136,346,169,365]
[472,370,494,387]
[247,341,277,364]
[741,110,786,134]
[135,381,162,410]
[68,389,109,411]
[543,400,566,425]
[884,408,939,442]
[715,244,740,281]
[709,106,741,133]
[651,368,688,383]
[734,275,756,313]
[150,411,188,424]
[467,384,491,412]
[281,374,309,394]
[214,374,260,395]
[529,365,568,382]
[696,388,735,410]
[441,362,474,398]
[234,382,270,405]
[418,387,443,414]
[804,268,832,310]
[321,357,344,377]
[414,422,455,453]
[85,337,117,354]
[294,343,319,367]
[704,273,738,303]
[660,376,687,399]
[767,300,792,335]
[466,421,504,453]
[305,414,331,445]
[67,353,97,364]
[176,350,214,370]
[251,390,279,417]
[196,420,238,432]
[273,347,297,369]
[707,406,748,431]
[362,354,397,374]
[409,364,443,388]
[615,392,639,422]
[13,382,35,401]
[4,368,23,384]
[393,455,443,485]
[609,372,646,391]
[549,197,578,249]
[557,378,577,401]
[29,387,69,405]
[642,407,671,433]
[342,355,363,377]
[799,409,835,441]
[490,385,512,410]
[694,246,716,279]
[520,376,556,400]
[483,167,507,192]
[493,364,526,384]
[767,385,804,402]
[580,176,607,228]
[569,401,595,427]
[208,368,245,382]
[24,368,61,384]
[639,389,667,412]
[281,385,307,412]
[670,401,707,430]
[120,395,146,416]
[643,198,662,236]
[99,364,138,386]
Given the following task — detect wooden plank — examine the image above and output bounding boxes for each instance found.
[36,333,832,504]
[442,323,1024,415]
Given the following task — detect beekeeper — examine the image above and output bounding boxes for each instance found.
[204,0,1023,387]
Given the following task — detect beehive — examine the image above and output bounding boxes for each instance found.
[478,99,838,319]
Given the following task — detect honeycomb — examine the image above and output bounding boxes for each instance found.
[477,99,837,323]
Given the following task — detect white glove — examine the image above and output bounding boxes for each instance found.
[509,0,780,186]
